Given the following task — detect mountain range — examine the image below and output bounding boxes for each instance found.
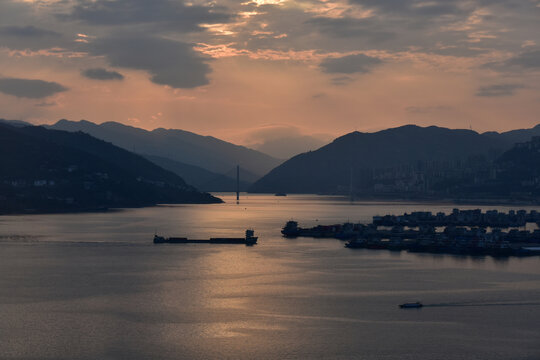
[0,123,220,214]
[46,120,281,190]
[250,124,540,194]
[4,117,540,199]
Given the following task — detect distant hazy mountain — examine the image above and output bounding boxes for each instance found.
[251,135,328,159]
[0,118,32,127]
[0,123,220,214]
[143,154,252,192]
[250,124,540,194]
[483,124,540,145]
[46,120,282,180]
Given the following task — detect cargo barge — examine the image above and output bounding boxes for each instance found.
[153,229,258,245]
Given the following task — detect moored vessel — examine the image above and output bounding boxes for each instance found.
[281,220,300,237]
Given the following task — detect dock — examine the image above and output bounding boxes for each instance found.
[281,209,540,257]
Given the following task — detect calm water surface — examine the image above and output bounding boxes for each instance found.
[1,194,540,359]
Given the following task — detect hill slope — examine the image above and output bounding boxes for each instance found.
[483,124,540,146]
[47,120,282,179]
[492,136,540,196]
[0,124,220,214]
[250,125,537,194]
[143,154,252,192]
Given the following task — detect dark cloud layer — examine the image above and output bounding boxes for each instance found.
[82,68,124,80]
[88,35,211,88]
[0,78,68,98]
[306,17,395,42]
[507,49,540,69]
[0,25,63,50]
[0,25,59,37]
[476,83,524,97]
[331,76,354,86]
[0,0,537,128]
[406,105,453,114]
[66,0,231,32]
[484,48,540,72]
[300,0,539,56]
[320,54,382,74]
[349,0,465,16]
[429,46,488,58]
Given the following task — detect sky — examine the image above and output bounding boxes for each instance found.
[0,0,539,151]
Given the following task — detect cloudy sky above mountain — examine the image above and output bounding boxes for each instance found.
[0,0,539,145]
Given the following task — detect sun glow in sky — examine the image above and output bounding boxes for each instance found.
[0,0,539,146]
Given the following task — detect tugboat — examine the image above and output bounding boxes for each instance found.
[281,220,300,237]
[399,302,423,309]
[154,229,258,246]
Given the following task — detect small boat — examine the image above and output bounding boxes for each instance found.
[399,302,423,309]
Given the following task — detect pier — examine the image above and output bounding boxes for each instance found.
[281,209,540,257]
[372,208,540,228]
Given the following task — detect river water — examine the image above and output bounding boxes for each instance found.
[1,194,539,359]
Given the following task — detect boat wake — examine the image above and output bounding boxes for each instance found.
[423,301,540,308]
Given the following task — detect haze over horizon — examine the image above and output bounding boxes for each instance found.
[0,0,539,146]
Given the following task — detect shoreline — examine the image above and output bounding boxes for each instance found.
[2,194,539,216]
[0,198,224,216]
[247,192,540,206]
